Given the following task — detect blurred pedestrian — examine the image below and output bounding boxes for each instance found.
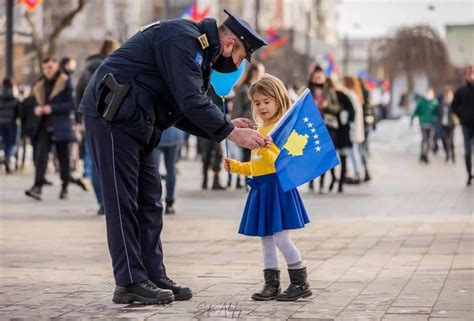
[153,127,185,214]
[452,65,474,186]
[60,57,77,78]
[307,65,340,192]
[200,86,227,191]
[410,86,439,164]
[25,58,76,200]
[76,38,121,214]
[438,85,457,163]
[331,78,356,193]
[342,76,366,183]
[0,78,20,174]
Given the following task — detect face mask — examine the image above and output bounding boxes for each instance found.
[309,82,324,88]
[212,45,238,73]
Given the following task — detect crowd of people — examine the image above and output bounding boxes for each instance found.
[411,65,474,186]
[0,41,472,217]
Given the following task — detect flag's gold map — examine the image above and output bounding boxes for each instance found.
[283,130,309,156]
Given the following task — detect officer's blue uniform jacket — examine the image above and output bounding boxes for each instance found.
[79,18,234,148]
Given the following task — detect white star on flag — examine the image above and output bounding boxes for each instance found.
[316,146,321,152]
[307,122,313,128]
[315,140,321,145]
[313,134,319,139]
[303,117,309,123]
[310,128,316,133]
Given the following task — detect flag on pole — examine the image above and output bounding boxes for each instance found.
[269,89,340,191]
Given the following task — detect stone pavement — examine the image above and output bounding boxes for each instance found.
[0,118,473,320]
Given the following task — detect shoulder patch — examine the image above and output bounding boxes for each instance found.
[139,21,160,32]
[194,52,203,67]
[197,34,209,49]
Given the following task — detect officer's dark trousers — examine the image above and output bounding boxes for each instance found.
[84,115,165,286]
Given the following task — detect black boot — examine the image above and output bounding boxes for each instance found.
[364,168,371,182]
[251,269,280,301]
[59,185,68,200]
[328,169,337,192]
[97,205,105,215]
[277,267,312,301]
[338,155,347,193]
[201,171,208,190]
[165,200,176,215]
[465,155,472,186]
[112,280,174,305]
[153,276,192,301]
[4,156,12,174]
[212,173,226,191]
[235,175,243,189]
[25,185,42,201]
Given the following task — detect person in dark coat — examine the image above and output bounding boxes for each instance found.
[153,126,185,214]
[76,38,121,215]
[25,58,76,200]
[437,85,458,163]
[307,66,340,193]
[78,10,269,304]
[333,83,355,193]
[452,65,474,186]
[0,78,20,173]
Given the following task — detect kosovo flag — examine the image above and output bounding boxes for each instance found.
[269,89,340,192]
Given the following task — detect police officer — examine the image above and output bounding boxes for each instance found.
[79,10,269,305]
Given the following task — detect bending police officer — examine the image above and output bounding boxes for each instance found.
[79,10,268,304]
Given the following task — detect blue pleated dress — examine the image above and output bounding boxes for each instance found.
[238,172,310,237]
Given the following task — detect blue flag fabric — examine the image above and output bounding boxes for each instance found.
[269,89,340,192]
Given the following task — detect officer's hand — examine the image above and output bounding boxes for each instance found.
[228,127,265,150]
[231,118,257,129]
[34,106,43,116]
[223,158,231,172]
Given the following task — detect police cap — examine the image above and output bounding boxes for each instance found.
[223,9,268,62]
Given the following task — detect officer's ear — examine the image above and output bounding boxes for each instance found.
[222,38,236,56]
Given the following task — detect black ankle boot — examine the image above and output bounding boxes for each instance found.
[252,269,280,301]
[212,174,226,190]
[59,186,68,200]
[25,185,42,201]
[165,200,175,215]
[277,267,312,301]
[153,276,192,301]
[235,176,242,189]
[364,170,371,182]
[112,280,174,304]
[201,172,208,190]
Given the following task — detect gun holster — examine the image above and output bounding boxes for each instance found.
[97,73,130,122]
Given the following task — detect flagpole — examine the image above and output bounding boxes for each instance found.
[222,96,231,184]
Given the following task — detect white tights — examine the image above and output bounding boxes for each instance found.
[261,230,303,270]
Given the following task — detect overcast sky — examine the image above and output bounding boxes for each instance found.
[337,0,474,38]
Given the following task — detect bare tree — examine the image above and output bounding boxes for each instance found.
[24,0,88,66]
[371,25,453,92]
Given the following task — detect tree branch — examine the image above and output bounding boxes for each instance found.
[49,0,87,41]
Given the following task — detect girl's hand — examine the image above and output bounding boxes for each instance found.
[223,158,231,172]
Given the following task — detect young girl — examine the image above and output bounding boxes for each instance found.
[224,74,312,301]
